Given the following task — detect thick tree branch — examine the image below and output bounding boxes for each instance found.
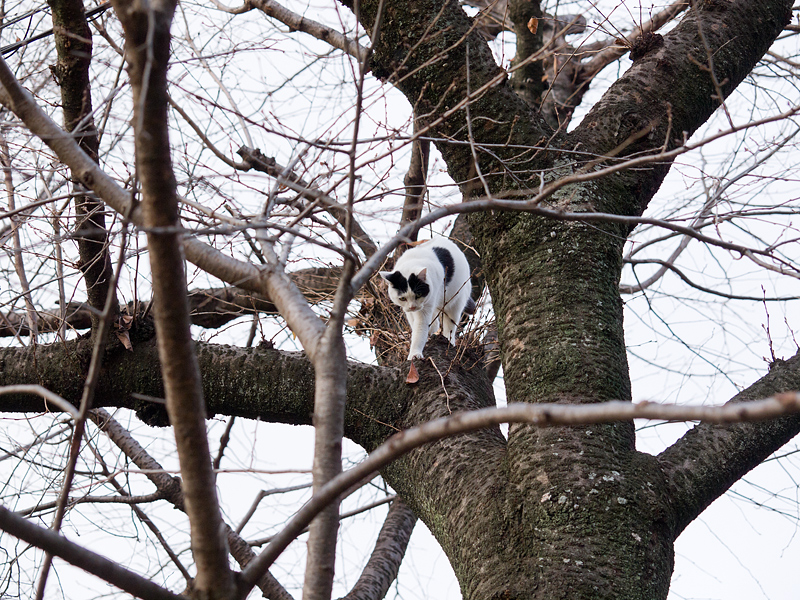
[48,0,118,336]
[354,0,554,191]
[110,0,233,595]
[568,0,793,217]
[0,265,343,336]
[248,0,367,62]
[338,497,416,600]
[0,337,410,445]
[658,351,800,536]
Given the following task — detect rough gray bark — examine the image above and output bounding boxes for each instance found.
[659,353,800,535]
[344,1,797,598]
[48,0,118,335]
[339,498,416,600]
[0,336,410,439]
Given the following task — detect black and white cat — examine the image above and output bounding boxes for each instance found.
[380,238,474,360]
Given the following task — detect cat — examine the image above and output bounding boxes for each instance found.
[380,238,474,361]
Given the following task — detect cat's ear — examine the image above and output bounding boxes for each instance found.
[417,268,427,282]
[379,271,399,288]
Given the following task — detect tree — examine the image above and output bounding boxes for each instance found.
[1,0,799,599]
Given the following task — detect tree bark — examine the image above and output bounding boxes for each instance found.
[48,0,118,335]
[659,353,800,535]
[110,0,234,596]
[343,1,797,598]
[339,498,416,600]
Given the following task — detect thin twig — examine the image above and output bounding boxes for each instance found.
[0,505,182,600]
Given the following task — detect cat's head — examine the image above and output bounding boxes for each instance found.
[380,268,429,312]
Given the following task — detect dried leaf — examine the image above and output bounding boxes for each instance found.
[527,17,538,34]
[115,330,133,351]
[114,315,134,351]
[405,362,419,384]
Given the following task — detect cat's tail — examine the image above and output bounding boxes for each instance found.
[464,296,477,315]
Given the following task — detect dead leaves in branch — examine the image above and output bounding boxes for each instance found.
[114,314,134,350]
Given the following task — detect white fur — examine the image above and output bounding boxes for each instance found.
[380,239,472,360]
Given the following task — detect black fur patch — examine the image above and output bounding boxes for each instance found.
[432,247,454,284]
[407,273,430,298]
[385,271,408,292]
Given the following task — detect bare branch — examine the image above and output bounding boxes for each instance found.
[0,136,38,341]
[32,219,129,599]
[168,93,250,170]
[15,491,165,517]
[582,1,689,79]
[624,258,800,301]
[110,0,234,594]
[237,146,379,259]
[248,494,396,547]
[236,483,313,534]
[400,122,430,239]
[90,409,295,600]
[659,352,800,535]
[0,504,183,600]
[249,0,368,62]
[0,385,78,418]
[338,498,416,600]
[0,50,268,295]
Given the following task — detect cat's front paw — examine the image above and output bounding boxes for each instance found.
[407,350,424,361]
